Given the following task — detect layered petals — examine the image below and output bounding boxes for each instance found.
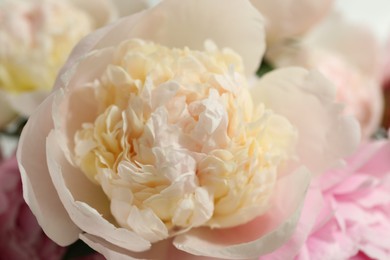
[17,0,360,259]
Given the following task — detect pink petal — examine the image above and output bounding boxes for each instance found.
[358,140,390,177]
[17,93,80,246]
[262,186,324,260]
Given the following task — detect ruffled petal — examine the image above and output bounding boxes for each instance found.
[16,93,80,246]
[251,67,360,175]
[172,167,311,259]
[45,131,151,252]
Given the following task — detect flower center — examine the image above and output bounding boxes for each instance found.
[73,39,297,242]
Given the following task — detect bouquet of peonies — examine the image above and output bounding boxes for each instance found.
[0,0,389,259]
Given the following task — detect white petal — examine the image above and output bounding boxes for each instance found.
[93,0,265,76]
[80,233,148,260]
[46,131,151,252]
[173,167,311,259]
[17,93,80,246]
[251,67,360,175]
[251,0,334,44]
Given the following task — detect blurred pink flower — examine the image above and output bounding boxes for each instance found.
[0,156,65,260]
[263,135,390,260]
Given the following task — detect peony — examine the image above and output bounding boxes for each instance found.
[266,13,383,138]
[264,132,390,260]
[17,0,359,259]
[0,155,65,259]
[0,0,151,125]
[250,0,334,45]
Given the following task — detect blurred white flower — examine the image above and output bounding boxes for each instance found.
[17,0,360,259]
[266,13,383,138]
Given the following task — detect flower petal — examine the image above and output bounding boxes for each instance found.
[80,0,265,76]
[359,140,390,177]
[16,93,80,246]
[80,234,172,260]
[251,67,360,175]
[173,167,311,259]
[45,131,151,252]
[262,186,324,260]
[250,0,334,44]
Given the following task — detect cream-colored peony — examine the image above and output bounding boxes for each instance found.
[17,0,360,259]
[266,13,383,138]
[0,0,151,127]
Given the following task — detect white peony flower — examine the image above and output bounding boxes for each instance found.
[17,0,360,259]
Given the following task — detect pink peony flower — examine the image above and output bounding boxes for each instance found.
[0,156,65,260]
[264,134,390,260]
[17,0,359,259]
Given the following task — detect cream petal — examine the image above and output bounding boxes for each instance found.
[46,131,151,252]
[173,167,311,259]
[251,67,360,175]
[251,0,334,44]
[93,0,265,76]
[53,20,128,91]
[80,233,148,260]
[6,89,49,117]
[16,93,80,246]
